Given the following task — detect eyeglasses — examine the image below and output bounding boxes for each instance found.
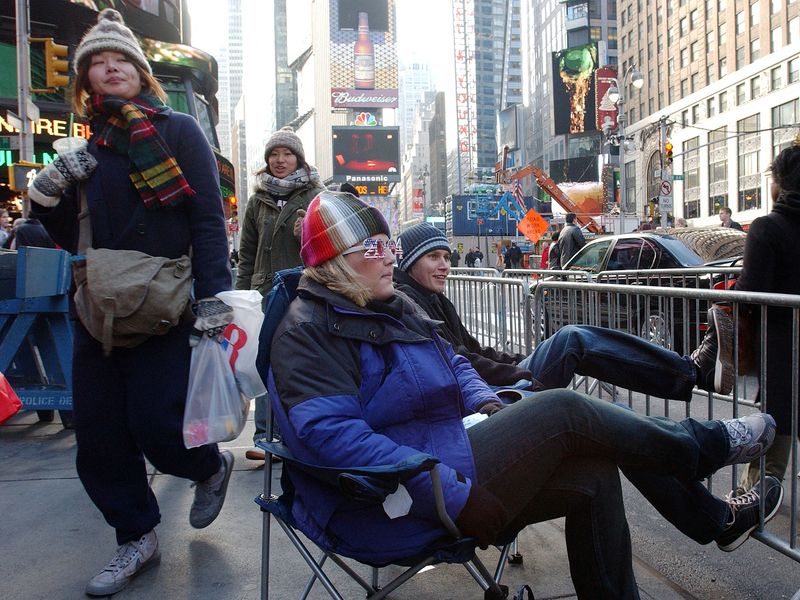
[341,237,404,259]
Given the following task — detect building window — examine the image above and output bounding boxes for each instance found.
[771,65,783,89]
[719,90,729,111]
[718,0,726,11]
[691,9,699,28]
[750,75,762,99]
[736,11,745,35]
[692,104,700,123]
[682,108,690,125]
[708,126,728,215]
[737,114,761,211]
[750,38,760,61]
[668,58,675,75]
[681,48,689,67]
[772,27,783,52]
[772,99,799,155]
[691,41,699,62]
[707,64,716,83]
[750,1,760,26]
[681,79,689,96]
[736,46,745,69]
[719,22,727,45]
[719,56,728,77]
[736,82,746,104]
[707,31,715,48]
[790,17,800,43]
[707,97,716,117]
[790,57,800,82]
[691,73,699,92]
[772,0,781,13]
[680,17,689,35]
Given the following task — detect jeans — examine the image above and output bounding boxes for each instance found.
[518,325,698,400]
[467,389,730,600]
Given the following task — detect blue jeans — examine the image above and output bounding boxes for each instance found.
[467,389,730,600]
[519,325,697,400]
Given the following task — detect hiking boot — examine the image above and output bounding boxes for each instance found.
[721,413,776,466]
[190,450,234,529]
[85,530,160,596]
[716,476,783,551]
[691,306,733,395]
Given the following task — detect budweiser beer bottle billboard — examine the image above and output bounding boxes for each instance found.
[353,12,375,89]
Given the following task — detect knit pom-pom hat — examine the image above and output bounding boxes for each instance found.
[301,191,390,267]
[264,126,306,167]
[397,223,450,272]
[74,9,151,75]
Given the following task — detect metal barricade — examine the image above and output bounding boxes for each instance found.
[527,278,799,570]
[450,267,501,277]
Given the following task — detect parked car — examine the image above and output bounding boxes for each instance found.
[532,229,744,351]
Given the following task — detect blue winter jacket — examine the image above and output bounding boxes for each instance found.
[32,107,230,300]
[269,278,500,565]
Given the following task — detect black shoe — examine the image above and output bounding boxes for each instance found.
[691,306,733,395]
[716,476,783,552]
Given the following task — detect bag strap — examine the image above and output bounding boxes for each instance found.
[78,184,92,254]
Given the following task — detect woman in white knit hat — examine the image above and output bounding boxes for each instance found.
[236,127,325,460]
[28,9,234,596]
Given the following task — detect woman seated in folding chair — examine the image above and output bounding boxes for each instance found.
[269,190,779,600]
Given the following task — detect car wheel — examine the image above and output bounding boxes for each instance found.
[639,310,674,349]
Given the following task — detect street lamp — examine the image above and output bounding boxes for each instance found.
[419,165,429,219]
[607,65,644,234]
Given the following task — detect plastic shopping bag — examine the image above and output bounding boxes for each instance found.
[183,336,249,448]
[216,290,267,398]
[0,372,22,424]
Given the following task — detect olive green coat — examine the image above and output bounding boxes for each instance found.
[235,182,323,296]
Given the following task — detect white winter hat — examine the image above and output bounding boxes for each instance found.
[74,9,151,75]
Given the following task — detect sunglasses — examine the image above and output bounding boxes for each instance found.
[341,237,404,259]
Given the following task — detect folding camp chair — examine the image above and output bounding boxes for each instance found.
[255,437,531,600]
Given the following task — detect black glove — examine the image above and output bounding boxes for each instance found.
[28,150,97,207]
[189,297,234,347]
[455,484,509,548]
[478,400,506,416]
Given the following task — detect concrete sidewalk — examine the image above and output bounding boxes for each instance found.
[1,405,797,599]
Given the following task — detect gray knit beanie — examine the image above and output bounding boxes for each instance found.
[398,223,450,272]
[264,126,306,167]
[74,9,151,75]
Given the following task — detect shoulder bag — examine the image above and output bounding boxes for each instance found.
[72,187,193,355]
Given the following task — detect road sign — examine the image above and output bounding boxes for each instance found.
[671,174,685,181]
[659,178,674,212]
[517,209,549,244]
[658,180,673,197]
[0,136,19,150]
[227,221,239,234]
[477,217,485,225]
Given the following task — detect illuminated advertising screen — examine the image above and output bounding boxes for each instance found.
[332,126,400,183]
[548,156,604,216]
[329,0,399,108]
[552,43,598,135]
[450,194,539,236]
[595,66,618,131]
[498,105,518,151]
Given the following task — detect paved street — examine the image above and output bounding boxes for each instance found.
[2,398,798,600]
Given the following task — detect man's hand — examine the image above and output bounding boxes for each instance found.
[293,209,306,240]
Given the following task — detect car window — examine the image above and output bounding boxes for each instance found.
[659,237,704,267]
[639,239,658,268]
[607,239,645,270]
[566,240,613,272]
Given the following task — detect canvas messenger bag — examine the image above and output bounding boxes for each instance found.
[72,187,193,355]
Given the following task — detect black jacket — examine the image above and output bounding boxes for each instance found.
[393,268,531,386]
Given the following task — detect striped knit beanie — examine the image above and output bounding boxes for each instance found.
[397,223,450,272]
[74,9,151,74]
[301,191,390,267]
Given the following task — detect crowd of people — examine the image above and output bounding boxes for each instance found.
[10,9,794,599]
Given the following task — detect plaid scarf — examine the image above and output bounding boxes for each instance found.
[89,94,195,208]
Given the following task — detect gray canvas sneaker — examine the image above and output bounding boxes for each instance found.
[720,413,776,466]
[190,450,234,528]
[85,530,160,596]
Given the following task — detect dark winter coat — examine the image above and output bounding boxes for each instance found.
[269,277,497,564]
[393,269,531,386]
[735,197,800,433]
[12,218,55,249]
[32,108,231,300]
[236,180,323,296]
[558,224,586,265]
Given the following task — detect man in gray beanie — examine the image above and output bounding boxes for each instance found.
[393,223,734,399]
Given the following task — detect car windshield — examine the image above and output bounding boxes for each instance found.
[659,237,704,266]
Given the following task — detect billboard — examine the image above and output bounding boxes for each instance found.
[450,194,539,236]
[332,126,400,183]
[552,43,598,135]
[595,67,618,131]
[548,156,605,216]
[453,0,477,175]
[498,104,518,151]
[330,0,398,108]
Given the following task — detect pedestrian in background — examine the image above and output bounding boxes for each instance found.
[236,126,324,460]
[558,212,585,264]
[449,246,461,267]
[548,231,561,269]
[0,209,11,247]
[28,10,234,596]
[719,206,744,231]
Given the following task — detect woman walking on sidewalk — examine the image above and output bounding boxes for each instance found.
[28,10,234,597]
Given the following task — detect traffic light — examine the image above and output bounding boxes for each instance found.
[228,195,238,219]
[30,37,70,91]
[664,140,674,166]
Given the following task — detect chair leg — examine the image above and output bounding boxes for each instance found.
[507,537,523,565]
[465,553,508,598]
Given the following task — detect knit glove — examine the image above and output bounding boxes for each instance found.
[28,150,98,207]
[478,400,506,416]
[293,209,306,239]
[189,298,234,347]
[455,484,509,548]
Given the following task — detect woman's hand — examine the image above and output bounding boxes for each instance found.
[189,298,234,347]
[293,209,306,240]
[28,150,98,207]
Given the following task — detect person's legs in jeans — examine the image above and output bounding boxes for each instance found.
[253,393,268,444]
[518,325,697,400]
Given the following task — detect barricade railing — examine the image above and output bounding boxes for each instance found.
[526,279,799,568]
[450,267,501,277]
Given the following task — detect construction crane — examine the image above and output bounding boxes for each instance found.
[497,149,603,233]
